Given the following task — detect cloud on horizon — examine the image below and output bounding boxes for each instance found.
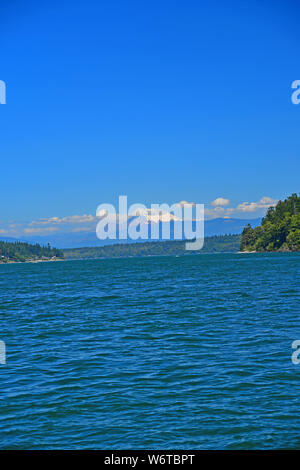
[0,197,278,238]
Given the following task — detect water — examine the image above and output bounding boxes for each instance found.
[0,252,299,449]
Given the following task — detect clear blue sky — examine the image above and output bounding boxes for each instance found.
[1,0,299,225]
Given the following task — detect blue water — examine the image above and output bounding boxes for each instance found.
[0,253,300,449]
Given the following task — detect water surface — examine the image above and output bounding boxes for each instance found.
[0,253,299,449]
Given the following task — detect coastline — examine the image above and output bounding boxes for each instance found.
[238,249,299,254]
[0,258,64,265]
[1,250,299,265]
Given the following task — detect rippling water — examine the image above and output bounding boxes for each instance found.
[0,253,300,449]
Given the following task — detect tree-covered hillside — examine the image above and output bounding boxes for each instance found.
[63,234,241,259]
[240,193,300,252]
[0,241,64,263]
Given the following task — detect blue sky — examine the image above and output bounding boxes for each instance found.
[0,0,299,236]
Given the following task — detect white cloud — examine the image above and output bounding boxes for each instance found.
[205,196,277,219]
[211,197,230,207]
[29,214,96,226]
[236,197,277,213]
[175,200,196,208]
[259,196,276,205]
[24,227,59,234]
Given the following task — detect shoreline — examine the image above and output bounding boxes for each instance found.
[0,258,64,265]
[238,249,298,254]
[1,250,299,265]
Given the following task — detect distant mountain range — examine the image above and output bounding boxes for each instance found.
[0,217,261,249]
